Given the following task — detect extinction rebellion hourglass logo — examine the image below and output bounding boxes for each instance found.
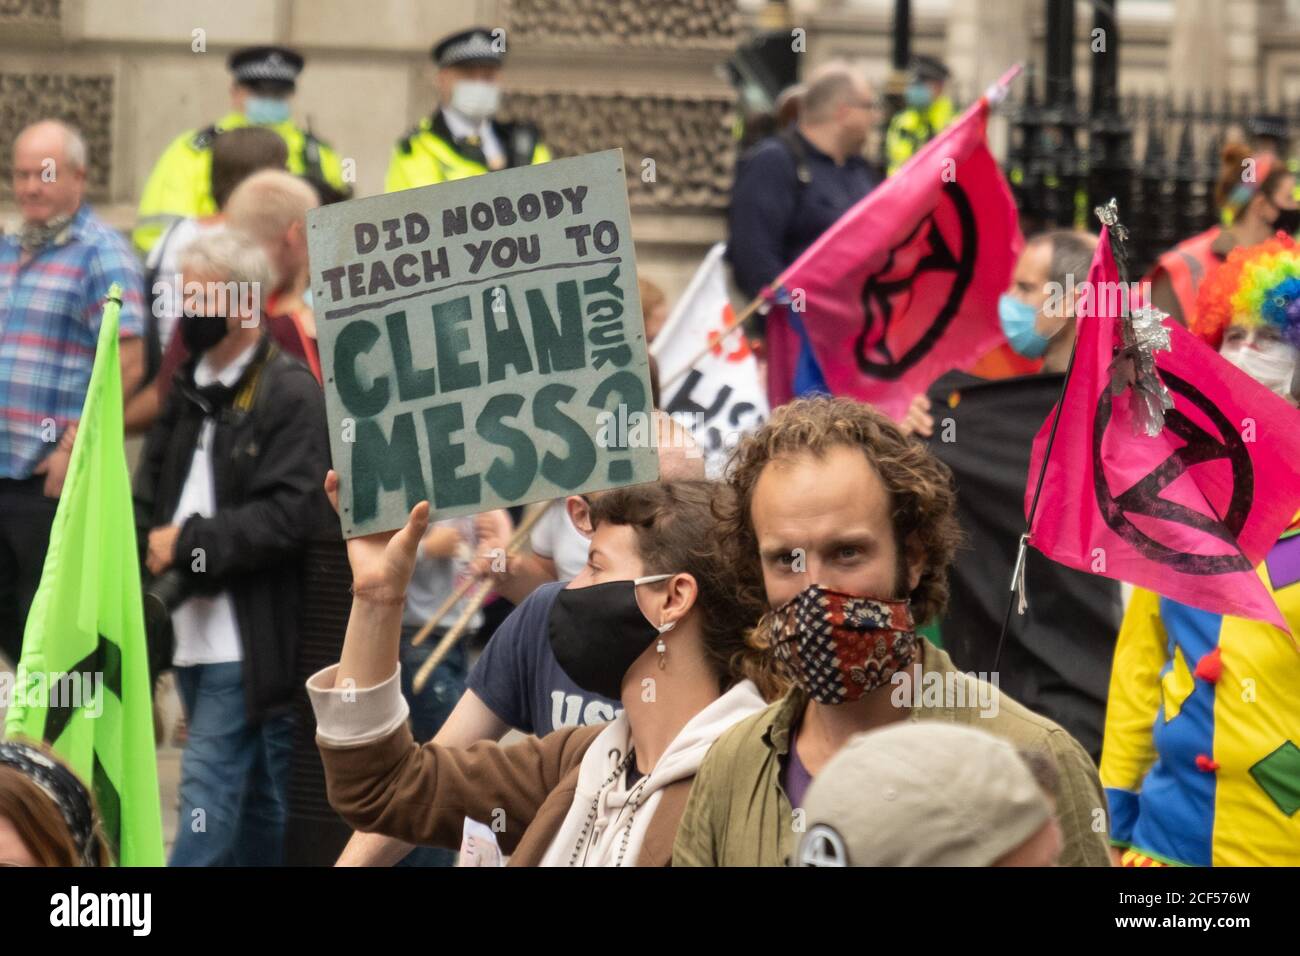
[1092,367,1254,575]
[854,181,978,380]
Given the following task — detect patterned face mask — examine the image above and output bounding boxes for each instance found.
[768,584,918,705]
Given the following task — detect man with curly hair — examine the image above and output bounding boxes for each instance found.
[671,396,1112,866]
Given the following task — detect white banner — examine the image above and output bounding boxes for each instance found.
[652,243,768,477]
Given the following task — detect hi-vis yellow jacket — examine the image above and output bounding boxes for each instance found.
[133,111,348,253]
[885,96,955,175]
[385,111,550,193]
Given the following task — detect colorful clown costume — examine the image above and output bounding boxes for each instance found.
[1100,529,1300,865]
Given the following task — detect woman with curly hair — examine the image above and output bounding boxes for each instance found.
[671,396,1111,867]
[1102,238,1300,867]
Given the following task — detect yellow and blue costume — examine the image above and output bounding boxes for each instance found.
[1101,549,1300,866]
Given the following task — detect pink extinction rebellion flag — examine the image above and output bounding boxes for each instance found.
[1025,228,1300,631]
[766,83,1022,418]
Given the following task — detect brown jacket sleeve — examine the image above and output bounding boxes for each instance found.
[318,723,601,854]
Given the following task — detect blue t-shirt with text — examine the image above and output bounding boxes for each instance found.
[467,582,622,735]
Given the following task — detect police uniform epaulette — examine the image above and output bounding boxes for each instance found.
[397,118,431,155]
[191,124,220,151]
[303,128,335,150]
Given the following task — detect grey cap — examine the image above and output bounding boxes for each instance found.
[795,722,1051,867]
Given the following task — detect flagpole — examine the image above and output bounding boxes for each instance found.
[408,501,549,647]
[658,288,769,392]
[993,201,1129,672]
[992,325,1083,672]
[410,501,550,692]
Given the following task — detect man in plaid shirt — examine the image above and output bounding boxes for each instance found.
[0,120,145,663]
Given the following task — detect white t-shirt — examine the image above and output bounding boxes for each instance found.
[169,342,258,667]
[529,500,590,583]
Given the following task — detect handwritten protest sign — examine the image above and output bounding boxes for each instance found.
[308,149,658,537]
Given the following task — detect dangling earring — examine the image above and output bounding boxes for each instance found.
[656,619,674,669]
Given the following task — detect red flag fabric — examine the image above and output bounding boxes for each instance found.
[1025,228,1300,630]
[766,94,1022,417]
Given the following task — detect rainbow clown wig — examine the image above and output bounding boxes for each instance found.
[1193,235,1300,350]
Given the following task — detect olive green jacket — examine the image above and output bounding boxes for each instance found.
[672,640,1112,867]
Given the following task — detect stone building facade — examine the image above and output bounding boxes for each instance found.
[3,0,1300,297]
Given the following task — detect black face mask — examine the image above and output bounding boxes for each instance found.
[547,575,674,701]
[180,314,230,355]
[1272,207,1300,237]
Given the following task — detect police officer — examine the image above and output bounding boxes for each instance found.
[134,46,350,254]
[885,54,954,175]
[386,27,550,193]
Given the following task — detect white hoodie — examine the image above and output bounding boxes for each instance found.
[537,679,767,867]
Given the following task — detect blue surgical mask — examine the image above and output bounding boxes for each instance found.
[998,293,1051,358]
[246,96,291,125]
[904,83,934,111]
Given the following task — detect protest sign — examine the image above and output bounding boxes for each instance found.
[653,243,768,478]
[308,149,658,537]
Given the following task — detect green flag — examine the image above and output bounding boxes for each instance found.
[4,283,164,866]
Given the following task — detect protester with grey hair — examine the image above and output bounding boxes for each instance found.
[126,127,289,436]
[0,119,145,665]
[132,226,332,866]
[138,169,324,436]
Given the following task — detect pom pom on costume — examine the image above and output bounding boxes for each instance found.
[1194,646,1223,683]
